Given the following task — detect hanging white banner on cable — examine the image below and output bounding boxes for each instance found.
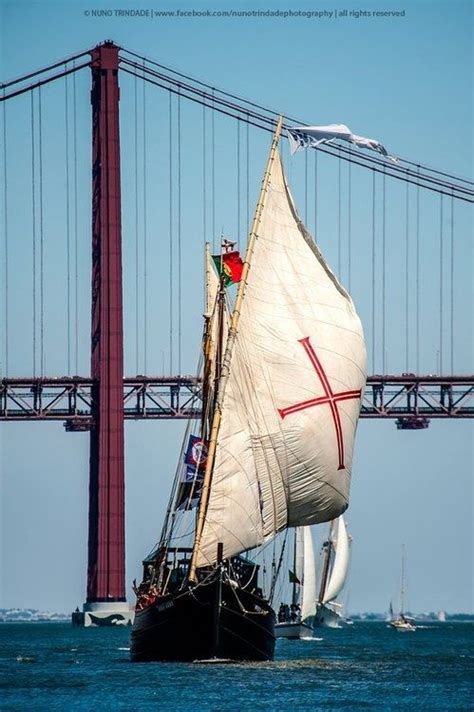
[287,123,396,161]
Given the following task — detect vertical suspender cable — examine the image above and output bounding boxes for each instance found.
[246,115,250,232]
[134,73,139,373]
[416,168,420,374]
[73,62,79,375]
[143,60,148,375]
[439,194,443,374]
[211,88,216,251]
[382,169,386,373]
[177,88,182,374]
[337,148,341,278]
[39,86,44,375]
[202,101,207,320]
[2,94,8,376]
[450,192,454,373]
[31,91,37,377]
[169,90,174,373]
[405,181,409,371]
[347,151,352,292]
[314,149,318,241]
[304,149,308,225]
[371,170,376,374]
[237,119,241,240]
[65,72,71,374]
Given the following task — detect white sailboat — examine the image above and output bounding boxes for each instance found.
[276,526,317,639]
[314,515,351,628]
[390,546,416,631]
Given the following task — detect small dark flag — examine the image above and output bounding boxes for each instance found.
[288,570,301,585]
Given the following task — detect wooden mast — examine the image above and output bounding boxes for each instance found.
[189,115,284,582]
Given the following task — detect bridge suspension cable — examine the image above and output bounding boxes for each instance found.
[2,45,472,203]
[118,50,474,203]
[2,95,8,376]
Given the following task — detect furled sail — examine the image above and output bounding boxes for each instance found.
[202,245,230,422]
[323,516,350,604]
[300,527,317,623]
[196,148,366,567]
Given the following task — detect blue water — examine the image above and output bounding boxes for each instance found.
[1,622,472,710]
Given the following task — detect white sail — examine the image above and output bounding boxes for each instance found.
[301,527,317,623]
[323,516,350,604]
[294,528,304,606]
[196,149,366,567]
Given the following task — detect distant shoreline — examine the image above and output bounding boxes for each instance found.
[1,609,473,623]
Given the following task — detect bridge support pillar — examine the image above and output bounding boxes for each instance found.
[73,42,131,626]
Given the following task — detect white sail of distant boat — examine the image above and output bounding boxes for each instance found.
[314,515,351,628]
[276,526,317,639]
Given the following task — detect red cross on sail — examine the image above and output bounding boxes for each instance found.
[278,337,362,470]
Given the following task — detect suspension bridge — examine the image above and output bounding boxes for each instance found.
[1,41,472,622]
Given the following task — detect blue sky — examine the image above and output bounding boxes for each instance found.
[0,0,472,614]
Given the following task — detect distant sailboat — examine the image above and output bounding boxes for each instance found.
[275,527,316,639]
[390,546,416,632]
[314,516,351,628]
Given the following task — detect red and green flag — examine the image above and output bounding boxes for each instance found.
[212,251,244,286]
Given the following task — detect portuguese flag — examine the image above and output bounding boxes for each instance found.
[212,251,244,286]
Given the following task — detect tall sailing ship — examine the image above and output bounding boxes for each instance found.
[314,516,352,628]
[130,118,367,663]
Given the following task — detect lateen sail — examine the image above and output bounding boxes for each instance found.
[322,516,350,604]
[196,149,367,567]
